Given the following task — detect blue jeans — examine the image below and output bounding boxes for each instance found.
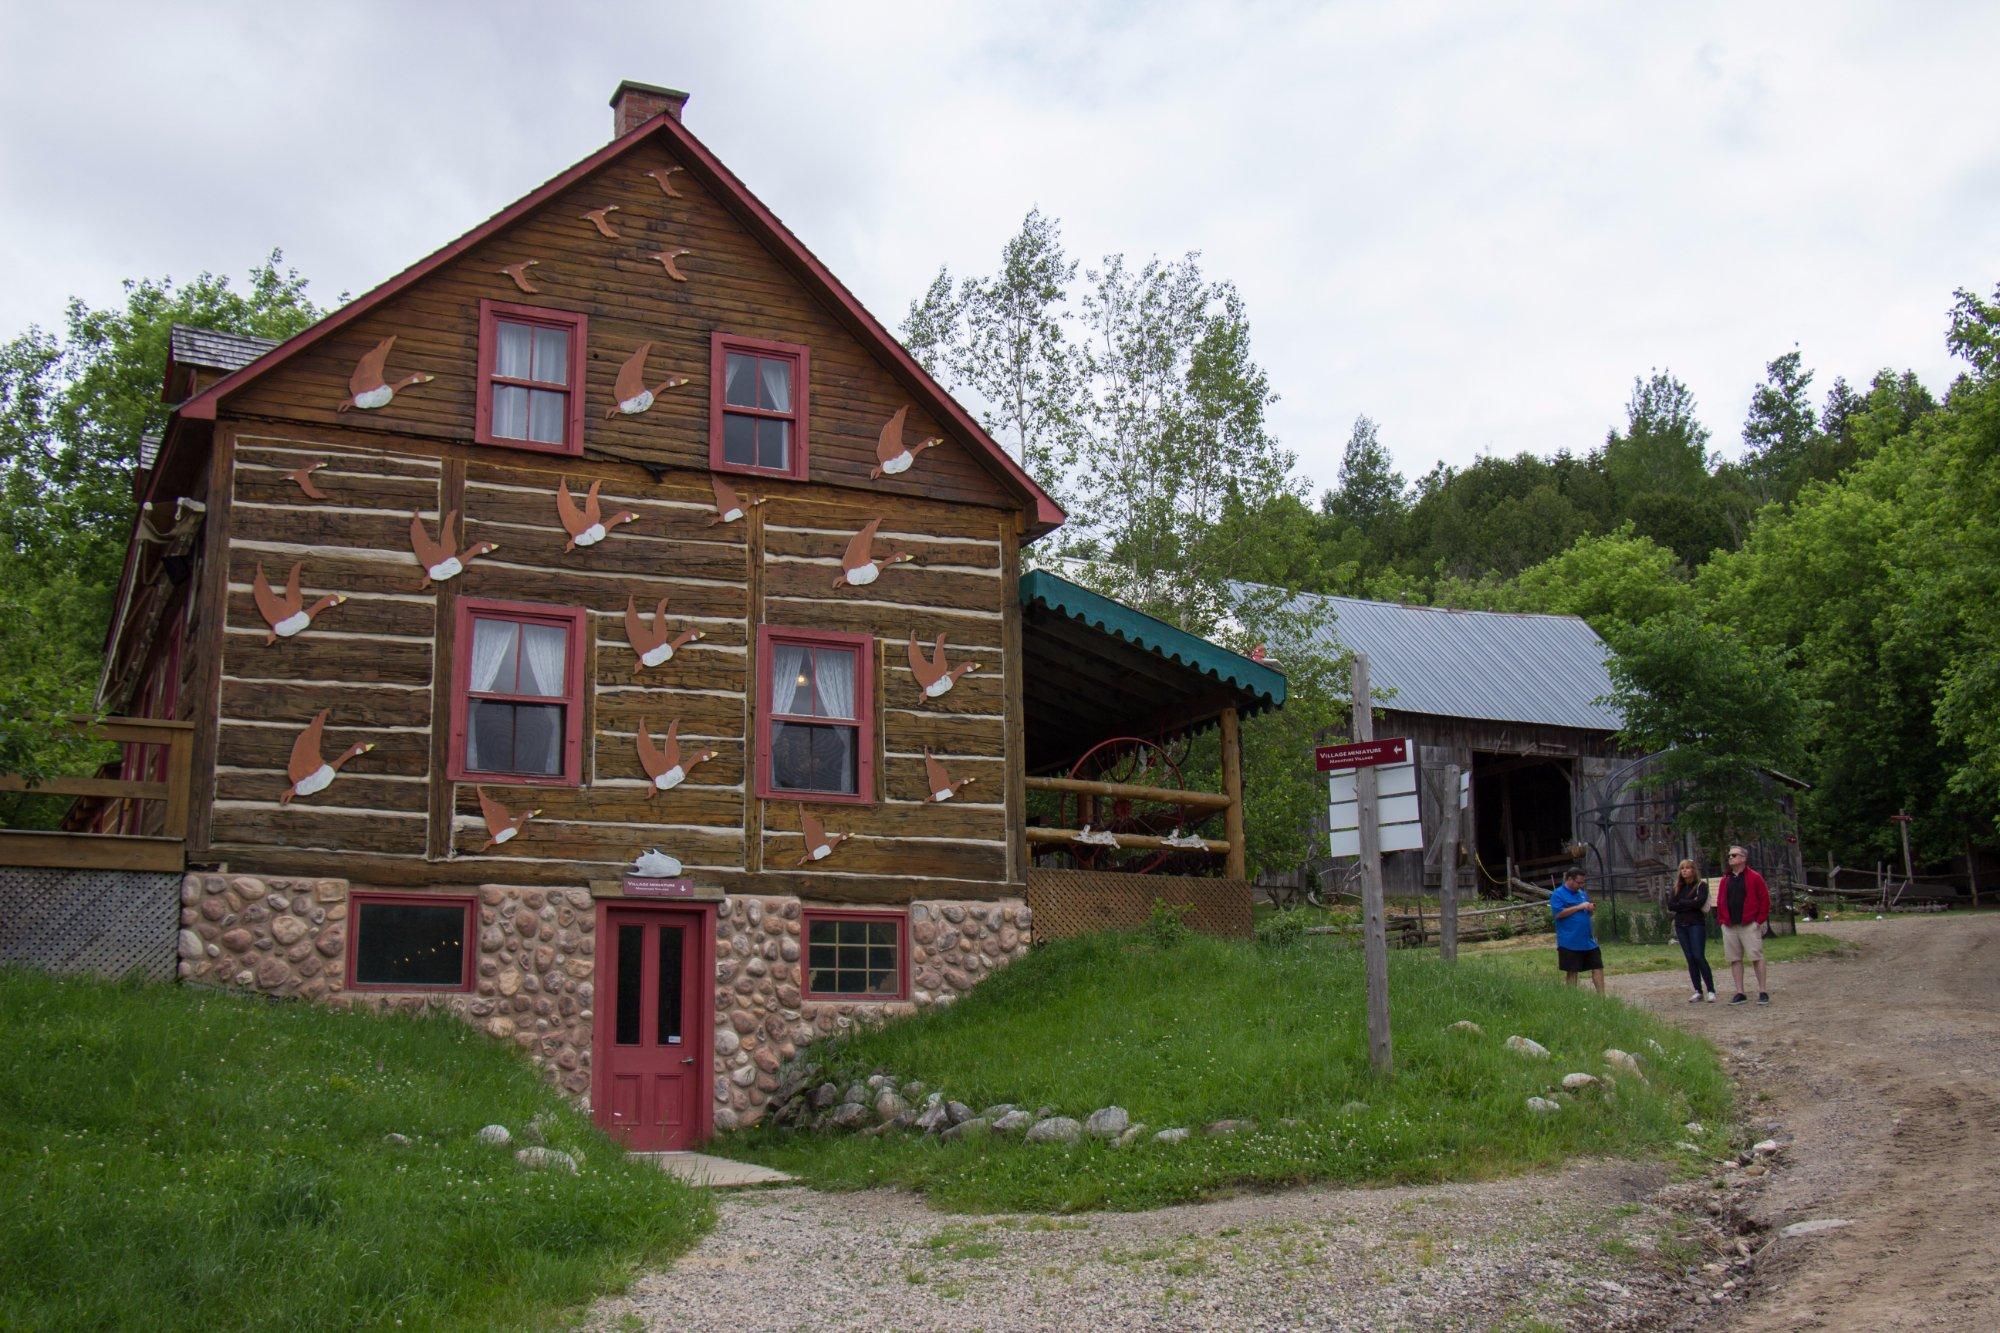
[1675,920,1715,993]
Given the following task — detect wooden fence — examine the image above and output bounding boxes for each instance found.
[0,717,194,873]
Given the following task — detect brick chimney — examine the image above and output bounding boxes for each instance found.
[610,81,690,136]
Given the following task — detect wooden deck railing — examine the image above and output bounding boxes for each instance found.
[1023,773,1242,872]
[0,717,193,873]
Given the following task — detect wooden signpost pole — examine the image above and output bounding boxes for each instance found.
[1352,653,1393,1075]
[1439,763,1462,962]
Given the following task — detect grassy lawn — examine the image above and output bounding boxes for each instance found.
[729,929,1732,1212]
[0,968,711,1331]
[1465,930,1854,980]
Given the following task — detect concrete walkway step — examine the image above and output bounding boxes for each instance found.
[632,1150,794,1188]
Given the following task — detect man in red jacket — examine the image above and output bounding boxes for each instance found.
[1717,844,1772,1004]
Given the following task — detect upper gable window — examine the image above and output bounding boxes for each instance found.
[476,300,588,455]
[710,333,809,480]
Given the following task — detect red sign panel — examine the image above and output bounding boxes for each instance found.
[1314,737,1410,773]
[623,876,696,898]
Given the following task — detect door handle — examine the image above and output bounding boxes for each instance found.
[681,1057,696,1065]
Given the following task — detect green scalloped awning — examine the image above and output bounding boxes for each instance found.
[1019,570,1287,719]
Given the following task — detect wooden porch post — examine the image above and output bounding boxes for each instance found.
[1219,705,1246,880]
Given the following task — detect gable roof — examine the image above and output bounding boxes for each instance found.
[1279,589,1623,732]
[169,325,277,374]
[172,105,1063,536]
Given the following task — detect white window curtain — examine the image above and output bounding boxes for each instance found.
[759,357,791,412]
[531,327,568,385]
[770,643,810,714]
[725,353,756,408]
[494,323,533,379]
[519,623,567,697]
[812,647,855,720]
[464,620,515,770]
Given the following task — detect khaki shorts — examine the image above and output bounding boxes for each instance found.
[1721,922,1765,964]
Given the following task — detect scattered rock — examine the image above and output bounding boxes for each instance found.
[938,1117,990,1143]
[866,1074,889,1089]
[1645,1038,1666,1055]
[1204,1118,1257,1137]
[1153,1127,1191,1144]
[1114,1123,1149,1148]
[827,1102,871,1130]
[902,1081,927,1099]
[383,1132,411,1147]
[874,1089,909,1122]
[475,1124,512,1147]
[1752,1139,1783,1157]
[514,1146,579,1174]
[979,1103,1017,1122]
[1448,1020,1484,1036]
[991,1109,1036,1134]
[1603,1049,1647,1082]
[1506,1036,1551,1059]
[1025,1116,1083,1144]
[1780,1218,1852,1239]
[1742,1163,1768,1177]
[946,1101,973,1125]
[914,1103,950,1134]
[842,1084,868,1107]
[1684,1121,1705,1134]
[1084,1106,1131,1139]
[1526,1097,1562,1116]
[811,1082,841,1109]
[1561,1073,1601,1092]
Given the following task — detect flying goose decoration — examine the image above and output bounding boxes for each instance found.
[870,405,943,479]
[338,336,433,412]
[603,341,689,418]
[283,459,330,500]
[498,260,541,294]
[705,473,765,526]
[648,248,693,282]
[907,632,979,699]
[556,477,638,551]
[280,710,373,805]
[477,789,539,851]
[924,749,976,803]
[834,518,914,589]
[581,205,621,239]
[636,718,716,794]
[794,806,852,865]
[625,595,703,667]
[252,563,345,643]
[643,166,684,198]
[410,510,498,588]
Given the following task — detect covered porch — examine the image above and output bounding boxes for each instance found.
[1016,572,1286,938]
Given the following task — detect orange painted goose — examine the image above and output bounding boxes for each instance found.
[556,478,638,550]
[284,459,330,499]
[644,166,684,198]
[603,341,690,418]
[834,518,914,589]
[498,260,540,293]
[581,205,621,238]
[648,248,693,281]
[338,336,433,412]
[625,595,704,668]
[706,473,766,526]
[252,562,345,643]
[794,806,851,865]
[410,510,498,587]
[908,631,980,699]
[870,406,943,479]
[637,719,716,794]
[924,749,976,803]
[281,710,373,804]
[477,789,539,850]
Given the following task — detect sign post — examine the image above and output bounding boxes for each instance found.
[1350,652,1393,1076]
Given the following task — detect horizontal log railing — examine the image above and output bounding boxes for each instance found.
[1024,826,1233,855]
[1023,773,1237,861]
[0,717,194,873]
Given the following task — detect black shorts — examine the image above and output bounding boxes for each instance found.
[1557,946,1604,973]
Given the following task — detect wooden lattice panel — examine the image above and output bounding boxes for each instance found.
[1027,869,1253,941]
[0,867,179,980]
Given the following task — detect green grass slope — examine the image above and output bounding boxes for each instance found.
[0,968,710,1331]
[733,931,1732,1211]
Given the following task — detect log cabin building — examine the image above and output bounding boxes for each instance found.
[79,82,1275,1150]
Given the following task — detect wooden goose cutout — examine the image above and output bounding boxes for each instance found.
[625,595,703,667]
[253,563,345,643]
[637,719,716,794]
[556,478,638,550]
[648,248,693,282]
[338,336,433,412]
[834,518,915,589]
[908,632,980,699]
[644,166,684,198]
[498,260,540,293]
[477,789,539,851]
[794,805,852,865]
[410,510,498,587]
[706,473,766,526]
[581,205,621,238]
[603,341,690,418]
[924,748,976,803]
[870,406,943,479]
[281,710,373,805]
[284,459,330,499]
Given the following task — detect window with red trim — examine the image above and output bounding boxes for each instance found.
[710,332,809,479]
[448,599,588,786]
[476,300,587,454]
[755,626,874,803]
[801,909,907,1001]
[346,892,476,991]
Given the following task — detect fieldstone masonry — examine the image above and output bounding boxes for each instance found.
[178,872,1030,1128]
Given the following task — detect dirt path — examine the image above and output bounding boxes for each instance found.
[1615,914,2000,1331]
[594,915,1999,1331]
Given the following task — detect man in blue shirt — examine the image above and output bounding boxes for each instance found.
[1549,866,1605,994]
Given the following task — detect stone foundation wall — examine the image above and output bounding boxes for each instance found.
[712,896,1032,1130]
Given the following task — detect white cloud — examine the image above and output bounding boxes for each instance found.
[1,0,1993,489]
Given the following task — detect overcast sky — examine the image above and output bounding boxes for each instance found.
[2,1,1994,491]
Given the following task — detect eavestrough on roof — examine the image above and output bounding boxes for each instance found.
[171,103,1064,536]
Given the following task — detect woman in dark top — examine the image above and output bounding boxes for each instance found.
[1669,859,1717,1002]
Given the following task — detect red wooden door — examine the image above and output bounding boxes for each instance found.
[595,908,706,1150]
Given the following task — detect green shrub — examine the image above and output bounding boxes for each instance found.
[1254,910,1309,950]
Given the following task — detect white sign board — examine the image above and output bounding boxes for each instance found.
[1327,745,1423,857]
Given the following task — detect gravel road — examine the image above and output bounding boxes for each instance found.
[593,914,1999,1331]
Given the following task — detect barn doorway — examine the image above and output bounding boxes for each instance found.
[1471,753,1575,890]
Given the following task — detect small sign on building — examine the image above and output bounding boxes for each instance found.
[1314,737,1409,772]
[1326,738,1423,857]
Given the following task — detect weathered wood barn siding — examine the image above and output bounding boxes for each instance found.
[188,133,1020,904]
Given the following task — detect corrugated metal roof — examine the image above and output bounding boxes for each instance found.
[1278,589,1623,732]
[168,324,279,372]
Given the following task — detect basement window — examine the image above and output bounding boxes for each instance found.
[346,893,475,991]
[801,910,906,1001]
